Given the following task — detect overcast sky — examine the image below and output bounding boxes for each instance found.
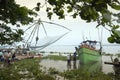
[15,0,111,46]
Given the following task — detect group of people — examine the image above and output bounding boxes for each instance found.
[67,47,77,69]
[0,49,16,65]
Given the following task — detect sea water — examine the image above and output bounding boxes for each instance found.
[40,56,116,74]
[41,45,120,54]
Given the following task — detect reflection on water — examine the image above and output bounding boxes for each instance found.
[73,61,77,69]
[40,59,102,72]
[79,61,102,72]
[67,60,78,70]
[40,56,117,73]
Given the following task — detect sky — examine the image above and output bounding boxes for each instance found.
[15,0,112,46]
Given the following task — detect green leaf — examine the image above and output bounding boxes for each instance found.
[110,3,120,10]
[37,2,41,7]
[48,0,56,5]
[47,12,53,19]
[35,7,40,11]
[114,30,120,37]
[83,0,93,3]
[59,9,64,15]
[67,6,73,13]
[117,19,120,23]
[72,13,78,18]
[115,38,120,43]
[112,25,119,30]
[46,7,51,12]
[103,12,111,22]
[108,36,115,43]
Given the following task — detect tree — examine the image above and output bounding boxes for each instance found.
[0,0,120,45]
[0,0,37,45]
[36,0,120,44]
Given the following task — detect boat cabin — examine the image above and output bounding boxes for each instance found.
[80,40,97,49]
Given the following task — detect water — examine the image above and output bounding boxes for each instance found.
[40,55,117,74]
[41,45,120,54]
[40,59,79,72]
[102,56,114,74]
[39,45,120,74]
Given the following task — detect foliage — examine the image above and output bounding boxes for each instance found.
[115,53,120,57]
[61,69,113,80]
[40,51,46,53]
[48,67,59,75]
[0,24,24,45]
[0,58,55,80]
[0,0,37,45]
[104,53,113,56]
[36,0,120,44]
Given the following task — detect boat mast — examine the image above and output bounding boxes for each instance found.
[98,27,103,54]
[82,32,85,41]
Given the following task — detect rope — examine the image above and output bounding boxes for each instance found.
[41,20,72,31]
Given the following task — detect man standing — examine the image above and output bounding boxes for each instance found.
[73,47,78,69]
[67,53,71,70]
[73,52,77,68]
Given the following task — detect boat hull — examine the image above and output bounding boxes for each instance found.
[78,47,101,65]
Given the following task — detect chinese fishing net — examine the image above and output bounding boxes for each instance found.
[23,19,71,51]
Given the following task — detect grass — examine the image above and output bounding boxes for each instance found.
[59,69,114,80]
[0,58,55,80]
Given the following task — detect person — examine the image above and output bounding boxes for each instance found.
[67,53,71,69]
[111,56,120,75]
[11,48,15,54]
[7,51,12,65]
[73,47,78,62]
[11,53,16,63]
[0,50,3,62]
[73,52,77,62]
[73,52,77,69]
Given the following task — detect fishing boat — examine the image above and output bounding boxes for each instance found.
[78,40,102,65]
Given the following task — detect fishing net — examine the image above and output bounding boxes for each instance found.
[29,32,69,51]
[22,19,71,51]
